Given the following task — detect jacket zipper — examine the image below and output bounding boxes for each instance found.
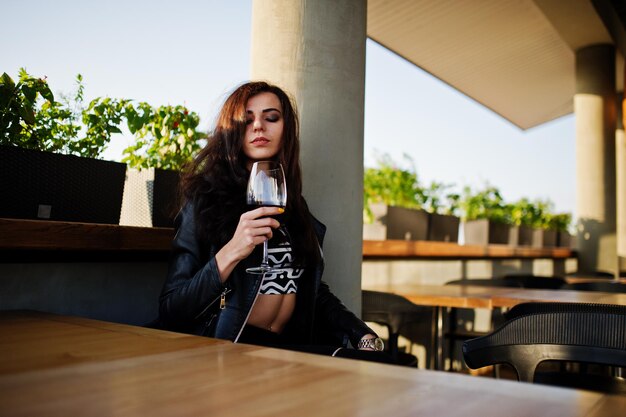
[194,286,231,320]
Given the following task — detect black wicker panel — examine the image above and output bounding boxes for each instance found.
[0,146,126,224]
[152,168,180,227]
[472,310,626,350]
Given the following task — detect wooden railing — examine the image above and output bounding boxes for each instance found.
[0,218,173,251]
[0,218,574,260]
[363,239,574,259]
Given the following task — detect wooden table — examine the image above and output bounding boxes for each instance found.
[2,311,624,417]
[564,276,626,284]
[365,284,626,309]
[363,284,626,370]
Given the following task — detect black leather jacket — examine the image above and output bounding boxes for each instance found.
[159,203,375,347]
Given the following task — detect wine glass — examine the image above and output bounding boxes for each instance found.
[245,161,287,274]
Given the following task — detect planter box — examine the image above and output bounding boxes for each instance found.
[508,226,519,247]
[557,231,572,248]
[119,168,180,227]
[517,225,534,246]
[0,145,126,224]
[463,219,511,245]
[569,235,579,250]
[531,228,557,248]
[363,203,428,241]
[428,213,460,243]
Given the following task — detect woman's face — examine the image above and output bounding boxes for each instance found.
[243,92,284,164]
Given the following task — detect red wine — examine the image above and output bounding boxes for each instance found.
[247,204,286,223]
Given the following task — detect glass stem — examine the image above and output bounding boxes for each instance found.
[260,240,270,268]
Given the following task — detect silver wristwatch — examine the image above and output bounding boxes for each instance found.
[357,337,384,351]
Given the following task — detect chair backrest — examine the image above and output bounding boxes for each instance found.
[502,274,566,289]
[463,303,626,383]
[503,301,626,321]
[362,290,432,333]
[561,282,626,293]
[362,290,432,367]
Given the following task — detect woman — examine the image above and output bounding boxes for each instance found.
[159,81,385,357]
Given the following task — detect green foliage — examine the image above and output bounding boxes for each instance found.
[422,181,461,216]
[1,70,128,158]
[461,188,572,231]
[79,96,128,158]
[0,69,205,168]
[362,151,573,230]
[32,77,83,154]
[363,153,426,223]
[460,185,512,224]
[510,197,549,228]
[0,69,54,148]
[544,212,572,233]
[122,103,206,171]
[509,198,571,231]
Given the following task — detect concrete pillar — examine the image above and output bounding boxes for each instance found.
[617,51,626,272]
[575,44,617,274]
[250,0,367,313]
[617,90,625,271]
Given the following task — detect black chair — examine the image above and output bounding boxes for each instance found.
[561,282,626,293]
[503,300,626,321]
[443,278,523,369]
[566,270,616,279]
[445,278,523,288]
[443,276,566,341]
[502,274,566,289]
[463,302,626,393]
[362,290,434,368]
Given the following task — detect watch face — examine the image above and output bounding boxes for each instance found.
[374,338,384,351]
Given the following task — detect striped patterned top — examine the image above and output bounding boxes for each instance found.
[259,227,304,295]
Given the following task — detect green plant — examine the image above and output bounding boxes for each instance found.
[422,181,461,216]
[122,102,205,171]
[31,75,84,154]
[460,185,512,224]
[512,198,570,231]
[0,69,54,148]
[79,96,128,158]
[363,153,426,223]
[545,212,572,233]
[509,198,547,228]
[1,69,206,167]
[1,69,129,158]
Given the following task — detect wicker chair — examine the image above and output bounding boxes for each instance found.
[463,302,626,393]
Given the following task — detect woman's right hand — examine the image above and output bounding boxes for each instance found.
[215,206,283,281]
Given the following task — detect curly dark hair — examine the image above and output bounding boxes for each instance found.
[180,81,320,265]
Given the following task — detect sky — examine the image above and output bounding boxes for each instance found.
[2,0,576,219]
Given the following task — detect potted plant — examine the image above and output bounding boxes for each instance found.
[518,199,559,248]
[545,212,572,248]
[460,185,513,245]
[363,153,428,241]
[0,70,127,224]
[510,198,544,247]
[422,181,461,243]
[550,213,573,248]
[119,102,205,228]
